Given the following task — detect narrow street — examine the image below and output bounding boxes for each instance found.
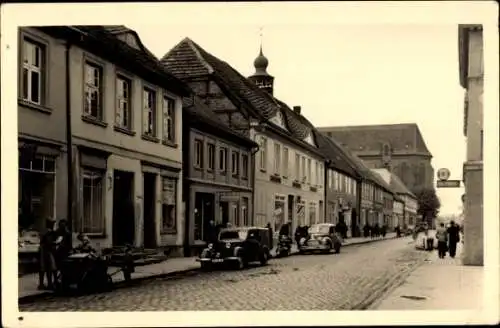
[20,237,429,311]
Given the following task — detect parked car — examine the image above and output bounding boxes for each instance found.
[298,223,342,254]
[196,227,271,270]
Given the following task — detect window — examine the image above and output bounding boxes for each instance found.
[79,169,104,234]
[282,147,289,177]
[274,143,281,174]
[143,88,156,136]
[334,171,338,190]
[21,39,44,105]
[259,137,267,171]
[115,76,132,129]
[242,154,249,179]
[319,163,323,186]
[232,151,239,176]
[242,197,249,226]
[352,179,357,196]
[328,170,332,188]
[163,96,175,143]
[219,147,227,172]
[315,161,319,185]
[301,157,306,181]
[84,62,103,120]
[307,158,311,183]
[295,153,300,180]
[232,204,239,226]
[161,177,177,232]
[207,143,215,171]
[194,139,203,168]
[383,144,390,156]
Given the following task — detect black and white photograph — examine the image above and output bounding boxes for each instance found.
[1,1,498,327]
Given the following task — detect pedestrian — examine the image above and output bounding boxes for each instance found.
[363,224,370,238]
[54,219,72,266]
[424,227,434,251]
[381,224,387,238]
[447,220,460,258]
[395,225,401,238]
[373,223,380,238]
[38,218,58,290]
[435,223,448,258]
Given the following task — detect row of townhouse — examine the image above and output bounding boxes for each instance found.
[18,25,419,259]
[160,33,419,244]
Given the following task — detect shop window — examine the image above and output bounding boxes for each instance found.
[18,153,57,234]
[274,195,286,233]
[161,177,177,233]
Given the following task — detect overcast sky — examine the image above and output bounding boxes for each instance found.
[128,22,465,215]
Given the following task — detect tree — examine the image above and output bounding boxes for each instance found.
[415,188,441,225]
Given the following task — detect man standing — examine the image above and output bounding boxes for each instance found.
[447,220,461,258]
[435,223,448,258]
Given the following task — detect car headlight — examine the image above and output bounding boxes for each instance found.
[299,237,306,245]
[208,243,213,249]
[225,242,231,248]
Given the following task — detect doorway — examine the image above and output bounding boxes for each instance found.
[194,192,215,242]
[143,173,156,248]
[112,170,135,246]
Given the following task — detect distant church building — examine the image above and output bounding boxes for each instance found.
[317,124,434,194]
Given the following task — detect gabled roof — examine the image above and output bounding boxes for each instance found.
[315,132,359,178]
[317,123,432,157]
[36,25,191,96]
[161,38,320,153]
[372,168,416,199]
[370,169,396,195]
[183,96,258,148]
[101,25,159,60]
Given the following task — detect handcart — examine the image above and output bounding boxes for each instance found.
[57,252,113,295]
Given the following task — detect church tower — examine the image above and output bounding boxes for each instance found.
[248,44,275,95]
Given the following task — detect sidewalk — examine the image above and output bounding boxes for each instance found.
[19,232,396,301]
[372,242,484,310]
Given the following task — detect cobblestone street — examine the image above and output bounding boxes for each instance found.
[19,238,429,311]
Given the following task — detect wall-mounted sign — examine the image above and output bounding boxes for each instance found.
[437,180,461,188]
[437,168,451,181]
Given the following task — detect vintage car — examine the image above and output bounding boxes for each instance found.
[298,223,342,254]
[196,227,271,270]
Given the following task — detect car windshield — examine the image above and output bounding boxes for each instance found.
[308,225,330,234]
[219,230,247,240]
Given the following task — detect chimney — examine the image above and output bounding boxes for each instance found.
[293,106,301,115]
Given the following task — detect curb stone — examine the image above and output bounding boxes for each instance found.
[355,250,432,310]
[19,235,401,303]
